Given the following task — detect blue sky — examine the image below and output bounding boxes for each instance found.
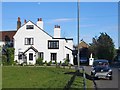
[2,2,118,48]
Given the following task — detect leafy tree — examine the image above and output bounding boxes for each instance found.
[89,36,98,59]
[89,33,115,63]
[5,35,10,43]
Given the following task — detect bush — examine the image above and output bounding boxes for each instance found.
[36,58,43,65]
[47,61,52,66]
[43,61,47,66]
[2,55,7,65]
[6,48,14,65]
[63,58,69,66]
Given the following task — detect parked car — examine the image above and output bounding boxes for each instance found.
[80,57,88,65]
[91,59,112,80]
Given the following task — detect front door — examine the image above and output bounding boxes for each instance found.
[29,53,33,61]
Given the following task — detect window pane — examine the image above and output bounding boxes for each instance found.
[26,25,34,29]
[38,52,44,59]
[51,53,57,61]
[25,38,34,45]
[48,41,59,49]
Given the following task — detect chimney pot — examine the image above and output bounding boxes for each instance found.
[39,18,42,21]
[38,18,39,21]
[24,19,27,24]
[37,18,43,29]
[54,25,61,38]
[17,17,21,30]
[55,25,56,28]
[18,17,20,21]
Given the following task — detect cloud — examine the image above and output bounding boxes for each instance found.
[80,24,96,28]
[46,18,76,24]
[53,18,75,22]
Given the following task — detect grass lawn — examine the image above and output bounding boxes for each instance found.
[2,66,93,88]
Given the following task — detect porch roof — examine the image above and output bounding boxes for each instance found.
[23,46,38,54]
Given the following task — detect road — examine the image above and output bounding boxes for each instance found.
[84,66,119,89]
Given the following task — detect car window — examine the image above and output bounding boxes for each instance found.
[93,61,108,67]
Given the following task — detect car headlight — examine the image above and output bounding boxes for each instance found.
[92,70,95,73]
[108,69,112,75]
[109,69,112,72]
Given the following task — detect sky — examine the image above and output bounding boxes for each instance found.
[2,2,118,48]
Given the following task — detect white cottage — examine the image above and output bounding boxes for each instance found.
[13,17,74,65]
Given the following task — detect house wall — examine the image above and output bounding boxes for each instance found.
[14,21,73,65]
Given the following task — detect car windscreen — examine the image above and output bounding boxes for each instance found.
[93,61,109,67]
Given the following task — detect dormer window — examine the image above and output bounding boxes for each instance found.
[26,25,34,29]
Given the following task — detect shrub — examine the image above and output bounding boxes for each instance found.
[47,61,52,66]
[2,55,7,65]
[36,58,43,65]
[63,58,69,66]
[44,61,47,66]
[6,48,14,65]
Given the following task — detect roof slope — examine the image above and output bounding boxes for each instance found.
[78,41,89,49]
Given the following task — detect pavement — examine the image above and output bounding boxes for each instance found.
[84,65,119,89]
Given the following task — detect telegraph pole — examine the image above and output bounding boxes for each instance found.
[77,0,80,69]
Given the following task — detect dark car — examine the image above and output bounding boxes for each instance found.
[80,57,88,63]
[91,59,112,80]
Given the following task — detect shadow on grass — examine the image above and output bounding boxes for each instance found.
[64,70,79,89]
[64,70,87,89]
[64,70,97,89]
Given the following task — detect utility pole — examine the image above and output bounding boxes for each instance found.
[77,0,80,69]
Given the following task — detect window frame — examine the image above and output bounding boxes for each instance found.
[51,53,57,61]
[25,38,34,45]
[26,25,34,29]
[38,52,44,59]
[48,40,59,49]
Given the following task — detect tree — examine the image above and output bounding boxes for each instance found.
[89,33,115,63]
[89,36,98,59]
[5,35,10,43]
[6,48,14,65]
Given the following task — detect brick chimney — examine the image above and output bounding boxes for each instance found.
[17,17,21,30]
[37,18,43,30]
[54,25,61,38]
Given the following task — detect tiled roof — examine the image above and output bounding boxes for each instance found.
[78,41,89,49]
[0,31,16,41]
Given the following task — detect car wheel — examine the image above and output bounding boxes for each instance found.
[109,76,112,80]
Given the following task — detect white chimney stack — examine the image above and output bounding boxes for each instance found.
[54,25,61,38]
[37,18,43,30]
